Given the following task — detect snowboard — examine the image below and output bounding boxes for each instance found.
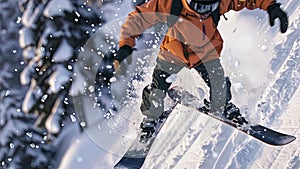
[167,87,296,146]
[114,101,178,169]
[114,87,296,169]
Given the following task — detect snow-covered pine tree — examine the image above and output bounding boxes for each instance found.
[3,0,106,168]
[0,89,55,169]
[19,0,103,135]
[0,0,55,168]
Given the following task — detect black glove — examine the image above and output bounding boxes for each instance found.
[114,45,133,62]
[113,45,133,72]
[267,3,288,33]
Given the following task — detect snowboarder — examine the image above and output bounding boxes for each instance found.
[113,0,288,134]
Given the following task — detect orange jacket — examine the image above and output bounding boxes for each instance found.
[119,0,274,68]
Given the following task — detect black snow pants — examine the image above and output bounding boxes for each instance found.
[140,58,232,119]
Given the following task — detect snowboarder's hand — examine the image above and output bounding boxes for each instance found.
[267,3,288,33]
[113,45,133,72]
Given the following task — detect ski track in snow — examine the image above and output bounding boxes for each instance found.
[250,7,300,169]
[143,106,202,168]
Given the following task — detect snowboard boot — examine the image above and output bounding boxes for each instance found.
[223,102,248,125]
[205,100,248,125]
[140,86,166,119]
[140,118,157,143]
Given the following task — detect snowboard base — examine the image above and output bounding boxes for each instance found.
[114,157,145,169]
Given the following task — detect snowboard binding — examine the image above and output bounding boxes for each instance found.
[223,102,248,125]
[200,99,248,125]
[140,118,157,143]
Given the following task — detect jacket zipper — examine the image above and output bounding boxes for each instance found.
[202,24,206,40]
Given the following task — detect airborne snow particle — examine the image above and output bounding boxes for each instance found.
[67,65,73,70]
[26,132,33,138]
[41,94,48,102]
[260,45,267,51]
[9,143,14,149]
[106,65,113,69]
[88,86,95,92]
[16,17,21,23]
[80,122,86,127]
[75,11,80,17]
[70,115,77,122]
[5,90,10,96]
[110,77,117,83]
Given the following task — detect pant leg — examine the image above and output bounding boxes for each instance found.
[194,59,232,112]
[141,58,183,119]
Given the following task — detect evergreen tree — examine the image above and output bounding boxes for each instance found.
[1,0,105,168]
[19,0,103,133]
[0,0,54,168]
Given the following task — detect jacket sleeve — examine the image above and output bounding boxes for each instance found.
[222,0,275,14]
[119,0,171,47]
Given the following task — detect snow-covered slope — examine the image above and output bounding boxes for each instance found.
[58,0,300,169]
